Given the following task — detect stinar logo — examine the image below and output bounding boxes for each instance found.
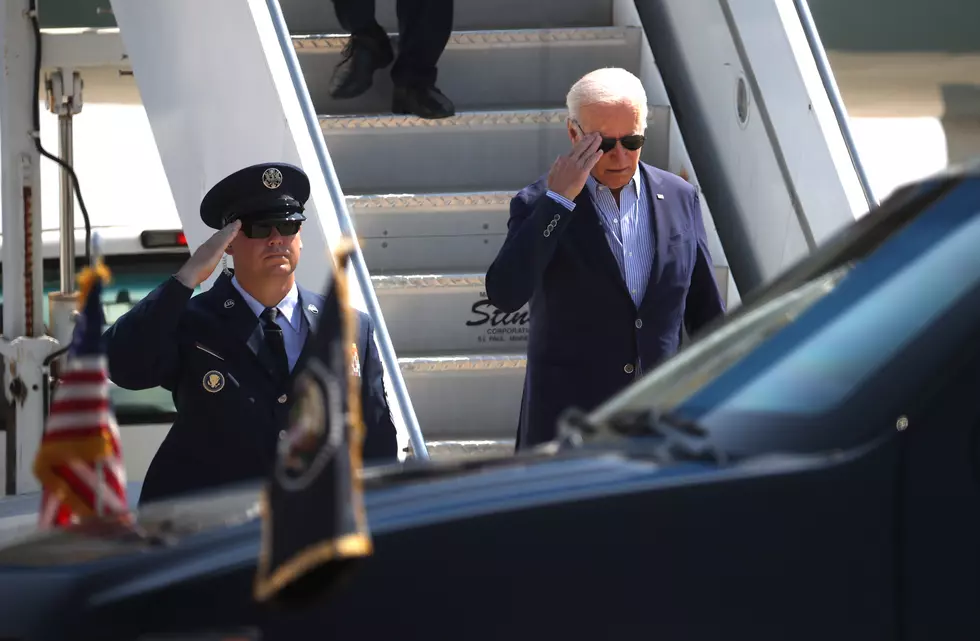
[467,292,529,344]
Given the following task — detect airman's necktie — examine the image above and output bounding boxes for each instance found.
[260,307,290,381]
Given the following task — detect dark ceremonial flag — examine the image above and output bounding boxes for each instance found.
[254,241,373,605]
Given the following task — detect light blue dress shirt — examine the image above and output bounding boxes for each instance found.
[231,276,308,372]
[545,167,655,308]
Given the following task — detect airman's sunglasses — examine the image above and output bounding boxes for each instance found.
[242,221,303,239]
[574,121,645,153]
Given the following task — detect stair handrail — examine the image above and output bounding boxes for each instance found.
[791,0,878,211]
[264,0,430,460]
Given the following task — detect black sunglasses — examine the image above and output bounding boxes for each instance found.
[575,121,645,153]
[241,221,303,239]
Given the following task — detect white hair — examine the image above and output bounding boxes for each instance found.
[566,68,648,130]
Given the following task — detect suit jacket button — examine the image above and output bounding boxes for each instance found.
[634,319,643,329]
[624,363,635,374]
[278,394,288,404]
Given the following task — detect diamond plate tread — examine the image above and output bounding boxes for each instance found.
[371,273,485,290]
[398,354,526,373]
[319,107,659,130]
[346,191,512,210]
[320,108,571,130]
[292,26,633,51]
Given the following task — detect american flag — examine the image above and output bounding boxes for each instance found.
[33,261,129,529]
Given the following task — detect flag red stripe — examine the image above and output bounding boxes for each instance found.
[102,465,126,502]
[53,463,96,510]
[58,370,107,384]
[41,425,115,442]
[49,398,110,413]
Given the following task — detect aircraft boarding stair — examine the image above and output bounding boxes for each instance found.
[32,0,746,467]
[2,0,870,492]
[284,0,675,452]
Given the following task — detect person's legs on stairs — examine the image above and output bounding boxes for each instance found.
[390,0,455,119]
[328,0,395,100]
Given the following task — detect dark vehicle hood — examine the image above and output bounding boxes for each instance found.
[0,444,710,568]
[0,435,881,641]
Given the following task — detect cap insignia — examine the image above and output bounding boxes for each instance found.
[262,168,283,190]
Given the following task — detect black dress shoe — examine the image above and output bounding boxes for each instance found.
[329,36,394,100]
[392,85,456,120]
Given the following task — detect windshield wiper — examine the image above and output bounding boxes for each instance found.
[557,408,731,466]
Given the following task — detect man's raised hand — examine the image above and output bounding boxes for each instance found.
[175,220,241,289]
[546,132,603,201]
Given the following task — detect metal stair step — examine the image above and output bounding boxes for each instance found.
[320,106,672,194]
[372,273,527,356]
[398,354,525,439]
[298,27,642,115]
[281,0,615,34]
[347,191,510,273]
[42,24,636,109]
[423,439,515,460]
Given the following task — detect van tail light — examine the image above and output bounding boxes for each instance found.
[140,230,188,249]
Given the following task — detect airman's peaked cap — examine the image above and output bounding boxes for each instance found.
[200,162,310,230]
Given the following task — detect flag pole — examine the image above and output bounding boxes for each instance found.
[91,231,105,520]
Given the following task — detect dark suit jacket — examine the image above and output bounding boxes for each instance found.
[485,162,725,449]
[103,271,398,505]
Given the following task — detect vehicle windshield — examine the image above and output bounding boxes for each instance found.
[591,172,978,455]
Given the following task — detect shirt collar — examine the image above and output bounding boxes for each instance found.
[586,165,643,199]
[231,275,301,331]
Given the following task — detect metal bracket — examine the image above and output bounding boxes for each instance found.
[47,293,80,353]
[45,69,84,117]
[0,335,63,495]
[45,68,84,293]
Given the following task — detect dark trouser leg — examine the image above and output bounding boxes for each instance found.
[390,0,455,118]
[327,0,394,99]
[332,0,385,40]
[390,0,453,88]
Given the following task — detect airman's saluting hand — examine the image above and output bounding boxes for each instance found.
[175,220,241,289]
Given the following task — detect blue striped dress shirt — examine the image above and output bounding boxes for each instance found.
[545,168,655,307]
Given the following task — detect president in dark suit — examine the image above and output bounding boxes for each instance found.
[104,162,399,505]
[485,68,726,450]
